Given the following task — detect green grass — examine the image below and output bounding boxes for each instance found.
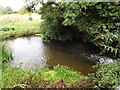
[1,43,12,62]
[0,14,42,40]
[2,65,41,88]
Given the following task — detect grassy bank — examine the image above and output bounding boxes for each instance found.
[0,14,42,40]
[2,65,90,88]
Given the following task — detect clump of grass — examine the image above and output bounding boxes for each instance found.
[41,65,88,85]
[1,43,12,62]
[0,43,12,88]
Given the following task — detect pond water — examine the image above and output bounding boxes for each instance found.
[6,36,111,75]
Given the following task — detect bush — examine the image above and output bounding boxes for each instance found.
[39,2,120,57]
[90,59,120,88]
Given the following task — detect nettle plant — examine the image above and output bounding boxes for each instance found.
[39,2,120,56]
[90,59,120,88]
[41,65,88,85]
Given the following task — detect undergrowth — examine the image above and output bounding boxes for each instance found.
[41,65,88,85]
[90,59,120,89]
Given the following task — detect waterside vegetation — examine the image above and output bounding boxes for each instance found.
[39,2,120,57]
[1,1,120,89]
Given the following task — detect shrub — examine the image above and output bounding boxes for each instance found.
[39,2,120,57]
[90,59,120,89]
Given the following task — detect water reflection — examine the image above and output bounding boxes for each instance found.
[7,37,98,74]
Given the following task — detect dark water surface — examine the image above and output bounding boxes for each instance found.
[6,36,102,75]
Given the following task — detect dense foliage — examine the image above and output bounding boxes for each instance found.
[41,65,88,85]
[39,2,120,57]
[90,59,120,88]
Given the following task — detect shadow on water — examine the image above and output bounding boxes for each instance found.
[6,36,111,75]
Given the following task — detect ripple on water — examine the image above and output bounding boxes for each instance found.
[6,36,113,75]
